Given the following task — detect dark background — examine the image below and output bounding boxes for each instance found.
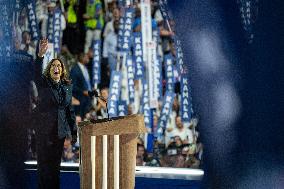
[169,0,284,188]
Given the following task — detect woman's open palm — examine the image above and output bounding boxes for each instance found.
[38,38,48,57]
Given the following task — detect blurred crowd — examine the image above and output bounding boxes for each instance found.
[136,117,203,169]
[13,0,203,169]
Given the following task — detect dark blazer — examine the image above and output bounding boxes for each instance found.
[70,63,92,117]
[33,56,76,139]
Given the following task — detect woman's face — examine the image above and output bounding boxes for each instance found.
[50,60,62,82]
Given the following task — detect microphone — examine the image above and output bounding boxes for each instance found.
[88,90,99,98]
[88,90,109,120]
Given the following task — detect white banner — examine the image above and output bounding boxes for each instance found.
[146,42,158,108]
[141,0,152,61]
[141,0,158,108]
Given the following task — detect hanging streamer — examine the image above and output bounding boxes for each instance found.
[173,36,185,74]
[126,55,135,103]
[92,40,101,87]
[46,8,63,53]
[107,71,122,118]
[118,8,134,52]
[164,54,174,92]
[154,56,162,100]
[133,32,144,79]
[0,3,12,58]
[14,0,21,15]
[158,0,170,21]
[53,9,62,53]
[26,0,39,40]
[141,79,151,130]
[180,74,193,123]
[118,100,128,116]
[152,28,161,52]
[47,12,54,42]
[157,91,175,129]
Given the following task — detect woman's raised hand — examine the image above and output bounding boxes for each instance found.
[38,38,48,57]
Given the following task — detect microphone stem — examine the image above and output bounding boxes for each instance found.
[96,95,109,120]
[106,101,110,120]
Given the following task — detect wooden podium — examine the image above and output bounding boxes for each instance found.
[78,114,146,189]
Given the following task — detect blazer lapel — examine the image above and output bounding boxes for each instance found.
[51,87,60,104]
[46,78,60,104]
[64,85,72,105]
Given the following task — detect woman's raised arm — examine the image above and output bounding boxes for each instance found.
[34,38,49,82]
[38,38,48,58]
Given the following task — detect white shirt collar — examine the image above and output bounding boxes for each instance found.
[77,62,90,80]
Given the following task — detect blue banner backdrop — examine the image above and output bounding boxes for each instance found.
[53,9,62,52]
[26,0,39,40]
[164,54,175,92]
[133,32,144,79]
[118,100,128,116]
[126,55,135,103]
[174,36,184,75]
[118,8,134,52]
[92,40,101,87]
[157,91,175,129]
[141,79,151,129]
[0,3,12,57]
[107,71,122,117]
[180,74,192,123]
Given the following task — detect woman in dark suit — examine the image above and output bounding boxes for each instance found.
[33,38,77,189]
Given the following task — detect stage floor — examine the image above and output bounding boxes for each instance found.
[25,161,203,189]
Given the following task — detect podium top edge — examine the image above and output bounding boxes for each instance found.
[78,114,144,126]
[78,114,147,135]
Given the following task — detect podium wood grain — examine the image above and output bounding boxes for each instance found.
[79,115,146,189]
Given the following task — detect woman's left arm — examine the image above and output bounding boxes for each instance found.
[66,85,77,140]
[67,104,77,133]
[66,103,77,144]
